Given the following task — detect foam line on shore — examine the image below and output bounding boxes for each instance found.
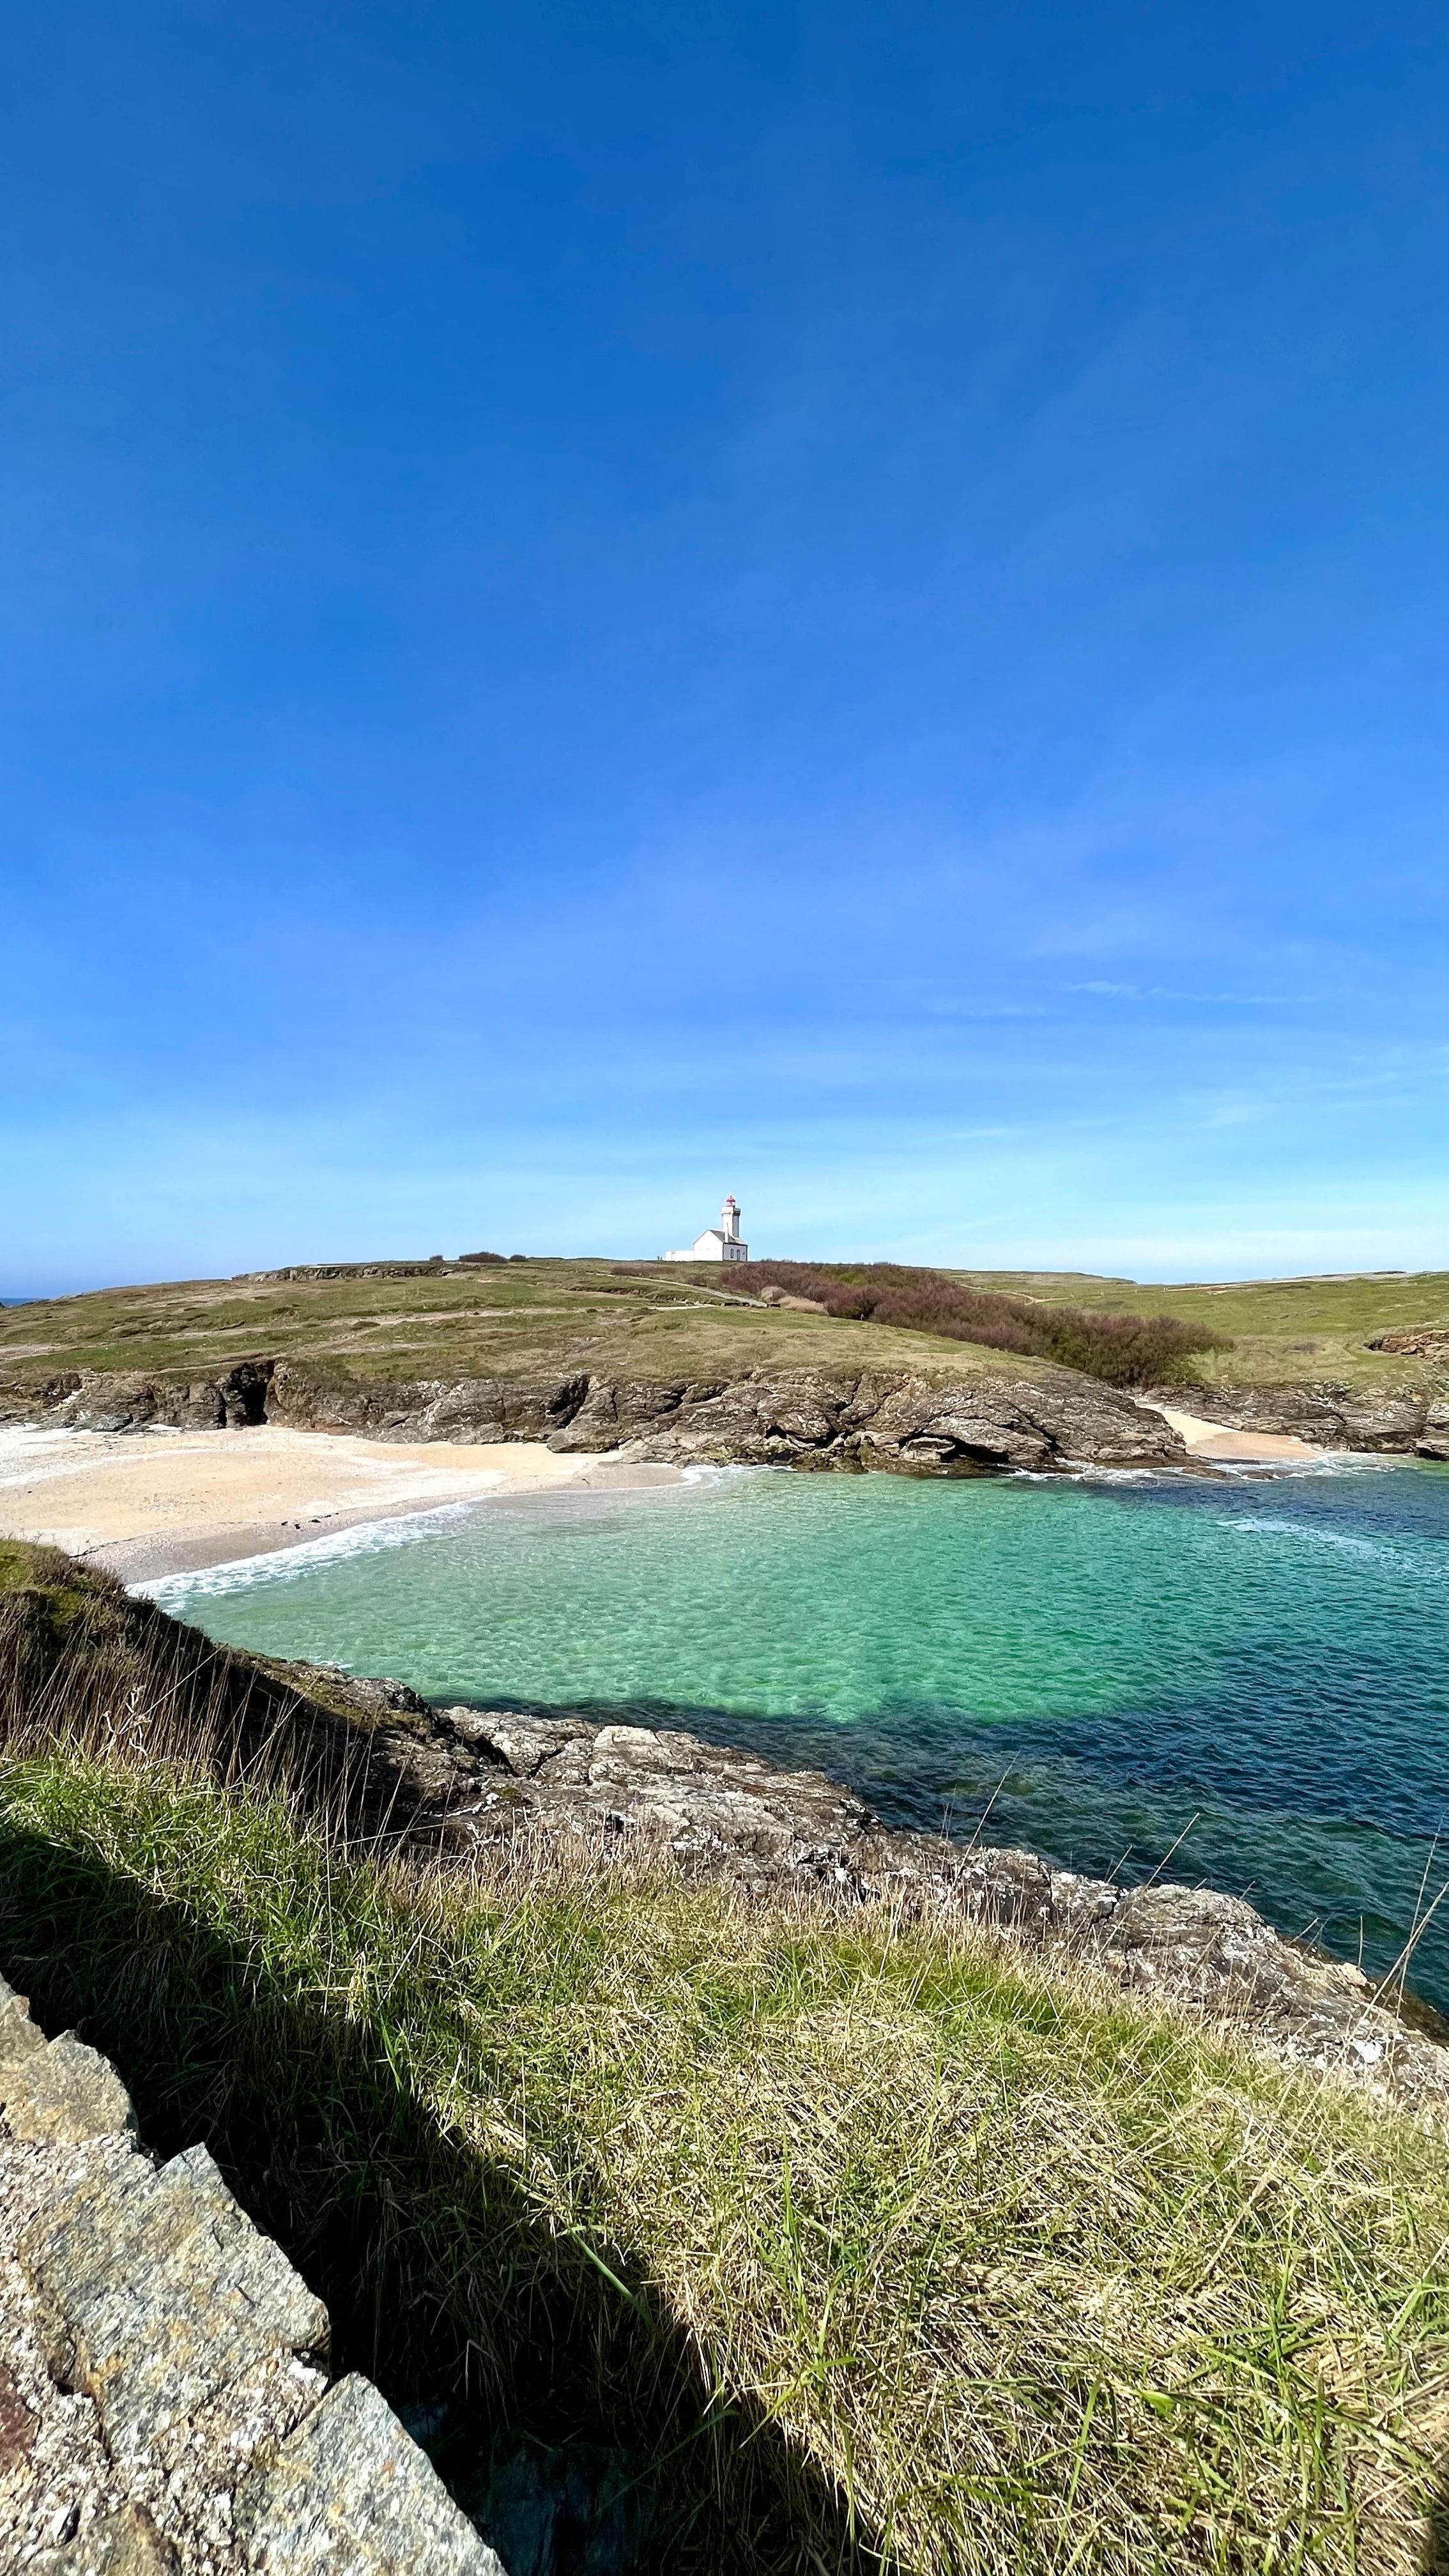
[132,1465,730,1605]
[1020,1452,1398,1487]
[1200,1451,1399,1479]
[133,1501,480,1604]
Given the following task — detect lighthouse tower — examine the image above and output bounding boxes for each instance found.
[663,1195,749,1264]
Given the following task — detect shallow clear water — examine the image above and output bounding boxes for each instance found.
[148,1460,1449,2007]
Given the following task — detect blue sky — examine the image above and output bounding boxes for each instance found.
[2,0,1445,1292]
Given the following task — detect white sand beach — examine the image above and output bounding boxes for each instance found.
[0,1423,681,1584]
[1151,1404,1322,1464]
[0,1398,1331,1588]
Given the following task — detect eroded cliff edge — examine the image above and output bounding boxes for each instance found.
[1,1357,1192,1471]
[9,1349,1447,1464]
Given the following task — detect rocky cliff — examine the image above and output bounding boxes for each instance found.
[3,1358,1192,1472]
[10,1345,1446,1471]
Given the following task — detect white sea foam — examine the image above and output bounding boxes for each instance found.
[1215,1451,1399,1480]
[1223,1512,1440,1579]
[1015,1466,1165,1485]
[678,1462,768,1485]
[132,1500,479,1607]
[1229,1515,1384,1554]
[1016,1451,1402,1490]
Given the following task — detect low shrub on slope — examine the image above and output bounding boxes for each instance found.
[730,1264,1229,1388]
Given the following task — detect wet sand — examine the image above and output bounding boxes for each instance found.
[0,1423,682,1584]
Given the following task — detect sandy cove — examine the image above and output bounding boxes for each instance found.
[1149,1404,1321,1464]
[0,1423,682,1584]
[0,1400,1329,1588]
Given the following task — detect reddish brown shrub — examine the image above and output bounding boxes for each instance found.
[729,1263,1227,1387]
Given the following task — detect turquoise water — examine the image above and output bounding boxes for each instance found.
[148,1460,1449,2007]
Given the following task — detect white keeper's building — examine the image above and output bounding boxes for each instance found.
[663,1196,749,1264]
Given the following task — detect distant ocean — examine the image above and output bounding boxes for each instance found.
[149,1456,1449,2009]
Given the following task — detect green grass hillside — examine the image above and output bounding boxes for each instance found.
[2,1257,1446,1403]
[947,1269,1449,1395]
[3,1538,1449,2572]
[0,1259,1039,1393]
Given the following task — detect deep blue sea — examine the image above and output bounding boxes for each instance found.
[146,1458,1449,2007]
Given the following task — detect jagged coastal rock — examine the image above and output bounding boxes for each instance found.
[1,1364,276,1438]
[2,1358,1193,1471]
[546,1363,1188,1470]
[0,1974,505,2576]
[8,1349,1446,1464]
[305,1673,1449,2116]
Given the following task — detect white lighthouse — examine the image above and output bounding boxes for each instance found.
[663,1195,749,1264]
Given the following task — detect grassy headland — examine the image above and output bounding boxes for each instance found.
[0,1258,1019,1395]
[2,1257,1446,1407]
[4,1539,1449,2572]
[946,1269,1449,1397]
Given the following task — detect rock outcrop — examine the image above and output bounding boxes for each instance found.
[266,1362,594,1446]
[0,1975,505,2575]
[1368,1328,1449,1360]
[1,1367,273,1436]
[557,1365,1189,1472]
[12,1339,1449,1468]
[3,1360,1190,1474]
[301,1679,1449,2115]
